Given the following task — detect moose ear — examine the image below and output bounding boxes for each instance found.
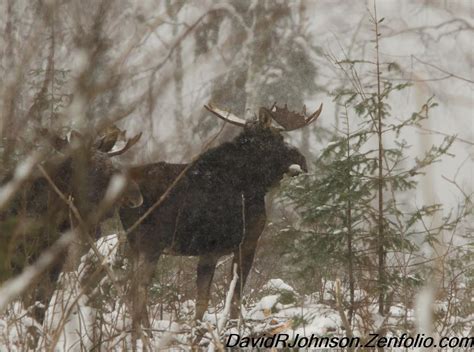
[38,128,69,151]
[258,108,273,128]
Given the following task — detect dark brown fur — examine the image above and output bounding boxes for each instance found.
[120,122,307,326]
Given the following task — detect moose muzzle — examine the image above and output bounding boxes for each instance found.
[288,163,305,176]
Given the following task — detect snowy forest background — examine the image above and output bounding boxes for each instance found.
[0,0,472,350]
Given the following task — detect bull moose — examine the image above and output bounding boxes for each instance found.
[0,127,143,319]
[121,102,322,332]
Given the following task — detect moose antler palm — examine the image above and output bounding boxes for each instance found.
[265,103,323,131]
[204,102,323,131]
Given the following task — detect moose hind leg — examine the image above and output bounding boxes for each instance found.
[195,255,218,322]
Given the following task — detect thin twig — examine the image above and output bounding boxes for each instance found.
[412,55,474,84]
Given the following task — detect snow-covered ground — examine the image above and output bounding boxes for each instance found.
[0,236,471,351]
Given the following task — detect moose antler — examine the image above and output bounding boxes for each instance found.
[204,103,247,127]
[107,132,142,156]
[266,103,323,131]
[205,102,323,131]
[96,125,124,152]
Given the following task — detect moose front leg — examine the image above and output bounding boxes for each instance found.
[195,254,218,322]
[230,208,266,319]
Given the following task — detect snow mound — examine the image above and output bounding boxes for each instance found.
[263,278,295,293]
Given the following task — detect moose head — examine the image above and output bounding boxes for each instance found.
[203,102,322,191]
[42,126,144,211]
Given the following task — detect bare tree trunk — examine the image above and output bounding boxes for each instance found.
[168,1,184,145]
[373,1,385,318]
[346,128,355,324]
[1,0,16,164]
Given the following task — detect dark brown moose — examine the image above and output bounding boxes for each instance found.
[0,127,143,320]
[120,103,322,331]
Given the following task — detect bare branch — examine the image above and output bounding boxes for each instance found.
[412,55,474,84]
